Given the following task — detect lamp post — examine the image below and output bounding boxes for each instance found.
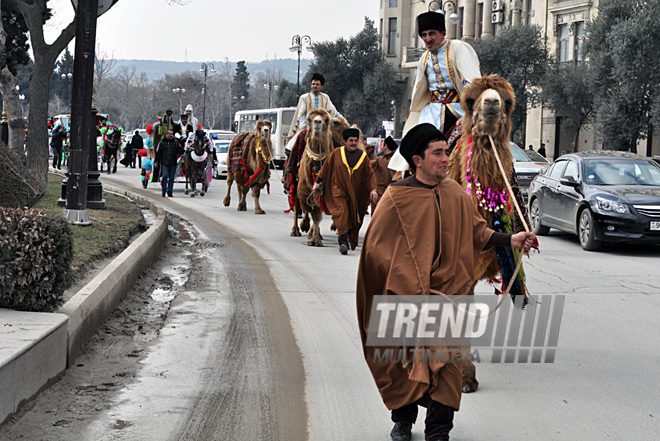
[428,0,460,23]
[199,62,215,128]
[289,34,313,96]
[61,72,73,109]
[264,80,278,108]
[172,87,186,114]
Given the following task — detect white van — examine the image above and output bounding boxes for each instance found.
[233,107,296,167]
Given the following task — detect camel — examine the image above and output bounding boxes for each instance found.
[223,120,273,214]
[330,116,349,148]
[289,108,333,245]
[447,74,532,393]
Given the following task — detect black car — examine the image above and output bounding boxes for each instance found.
[528,150,660,251]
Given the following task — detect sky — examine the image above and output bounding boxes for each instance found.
[46,0,381,62]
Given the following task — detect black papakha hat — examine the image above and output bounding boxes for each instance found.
[165,109,173,115]
[311,73,325,85]
[400,123,446,167]
[417,11,446,36]
[342,127,360,140]
[195,129,206,138]
[180,113,188,119]
[384,136,398,152]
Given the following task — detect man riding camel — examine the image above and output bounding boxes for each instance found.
[286,73,342,153]
[389,10,481,172]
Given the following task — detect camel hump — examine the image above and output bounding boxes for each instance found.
[228,130,255,172]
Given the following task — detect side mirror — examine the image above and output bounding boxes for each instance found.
[560,176,579,187]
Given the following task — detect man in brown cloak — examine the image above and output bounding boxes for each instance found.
[312,127,378,254]
[370,136,398,213]
[356,123,533,441]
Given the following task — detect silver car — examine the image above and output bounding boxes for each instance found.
[510,142,550,203]
[214,140,230,179]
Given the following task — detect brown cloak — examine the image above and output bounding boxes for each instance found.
[370,156,395,199]
[318,147,377,249]
[356,178,493,411]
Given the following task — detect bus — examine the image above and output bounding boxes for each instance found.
[233,107,296,167]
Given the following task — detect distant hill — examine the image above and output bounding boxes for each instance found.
[111,58,314,83]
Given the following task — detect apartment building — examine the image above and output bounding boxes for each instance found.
[379,0,659,157]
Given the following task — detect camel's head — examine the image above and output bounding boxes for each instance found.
[255,120,272,141]
[330,116,350,146]
[461,74,515,145]
[307,108,331,135]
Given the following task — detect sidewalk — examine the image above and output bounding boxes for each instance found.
[0,181,168,426]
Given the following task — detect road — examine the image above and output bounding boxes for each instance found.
[5,166,660,440]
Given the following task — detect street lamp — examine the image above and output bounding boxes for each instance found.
[289,34,313,96]
[172,87,186,114]
[264,80,278,108]
[428,0,460,24]
[61,72,73,110]
[199,62,215,128]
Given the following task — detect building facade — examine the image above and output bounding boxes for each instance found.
[379,0,659,157]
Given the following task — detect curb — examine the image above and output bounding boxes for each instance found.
[60,183,168,365]
[1,177,168,426]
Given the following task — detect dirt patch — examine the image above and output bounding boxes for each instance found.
[0,217,205,440]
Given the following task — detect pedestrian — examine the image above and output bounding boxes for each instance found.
[356,123,533,441]
[154,129,183,197]
[370,136,398,213]
[538,143,547,158]
[311,127,378,255]
[286,73,342,150]
[528,144,535,151]
[184,104,200,130]
[389,10,481,172]
[50,120,66,170]
[129,130,143,168]
[376,125,387,138]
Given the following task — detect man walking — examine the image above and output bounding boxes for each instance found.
[389,11,481,172]
[370,136,398,213]
[357,123,533,441]
[154,129,183,198]
[50,120,66,170]
[312,127,378,255]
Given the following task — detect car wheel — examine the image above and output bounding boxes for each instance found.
[578,209,602,251]
[530,198,550,236]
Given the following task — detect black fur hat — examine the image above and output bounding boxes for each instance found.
[311,73,325,85]
[417,11,446,36]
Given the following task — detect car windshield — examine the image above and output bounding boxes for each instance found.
[215,142,230,153]
[509,143,534,162]
[583,158,660,186]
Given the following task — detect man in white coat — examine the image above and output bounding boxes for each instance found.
[185,104,201,130]
[389,10,481,172]
[286,73,341,152]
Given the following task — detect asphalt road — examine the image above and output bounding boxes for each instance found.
[9,165,660,440]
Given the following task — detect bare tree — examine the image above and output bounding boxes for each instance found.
[0,0,27,155]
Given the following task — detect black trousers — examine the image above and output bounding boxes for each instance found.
[391,396,455,441]
[52,144,62,168]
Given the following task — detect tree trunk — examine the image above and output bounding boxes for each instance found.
[0,66,26,156]
[15,0,76,191]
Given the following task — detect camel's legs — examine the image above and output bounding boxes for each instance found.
[290,204,302,236]
[252,185,265,214]
[223,173,234,207]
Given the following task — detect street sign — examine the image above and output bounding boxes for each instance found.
[70,0,119,16]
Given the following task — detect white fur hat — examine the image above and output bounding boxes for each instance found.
[185,104,193,112]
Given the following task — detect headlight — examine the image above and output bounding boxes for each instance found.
[596,197,629,214]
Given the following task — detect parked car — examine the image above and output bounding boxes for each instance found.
[510,142,550,203]
[528,150,660,250]
[214,140,231,179]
